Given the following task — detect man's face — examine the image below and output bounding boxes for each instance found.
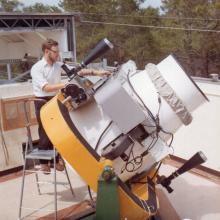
[46,45,60,63]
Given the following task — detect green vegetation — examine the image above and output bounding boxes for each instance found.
[1,0,220,77]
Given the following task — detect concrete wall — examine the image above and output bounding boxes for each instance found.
[172,80,220,171]
[160,164,220,220]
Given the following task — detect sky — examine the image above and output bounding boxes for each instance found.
[141,0,162,8]
[20,0,162,9]
[20,0,60,6]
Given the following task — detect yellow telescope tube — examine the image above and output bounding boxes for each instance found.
[41,94,158,220]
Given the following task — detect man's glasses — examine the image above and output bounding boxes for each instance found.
[49,49,59,54]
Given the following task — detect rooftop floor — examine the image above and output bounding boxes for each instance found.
[0,165,91,220]
[0,162,219,220]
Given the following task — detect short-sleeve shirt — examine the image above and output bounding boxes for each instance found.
[31,58,62,97]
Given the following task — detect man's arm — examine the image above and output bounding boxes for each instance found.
[41,67,110,93]
[42,83,66,93]
[78,69,111,77]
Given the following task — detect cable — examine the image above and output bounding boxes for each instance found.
[149,128,174,181]
[121,143,144,173]
[81,20,220,33]
[93,77,109,92]
[127,70,157,125]
[80,12,220,22]
[121,132,160,174]
[143,95,161,153]
[160,128,174,147]
[94,71,172,177]
[156,93,162,118]
[95,120,113,151]
[126,74,163,157]
[147,135,158,152]
[87,185,95,208]
[151,161,162,181]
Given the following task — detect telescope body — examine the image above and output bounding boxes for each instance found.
[40,54,208,219]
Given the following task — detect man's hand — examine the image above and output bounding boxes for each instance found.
[78,69,111,77]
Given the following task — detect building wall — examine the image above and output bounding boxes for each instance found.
[0,39,9,59]
[0,30,69,60]
[22,30,68,58]
[173,80,220,171]
[0,39,26,59]
[8,42,26,59]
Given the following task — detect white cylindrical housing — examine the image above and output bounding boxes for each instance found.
[157,55,208,113]
[123,55,208,138]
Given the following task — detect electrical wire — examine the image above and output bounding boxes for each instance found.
[149,125,174,181]
[80,12,220,22]
[146,135,159,152]
[151,161,162,181]
[127,71,157,125]
[160,128,174,147]
[120,76,174,181]
[94,70,173,179]
[126,71,162,158]
[156,93,162,119]
[95,120,113,151]
[149,129,174,180]
[140,132,158,158]
[121,143,144,173]
[87,185,96,208]
[81,20,220,33]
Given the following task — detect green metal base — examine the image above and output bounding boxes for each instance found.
[81,176,120,220]
[96,176,120,220]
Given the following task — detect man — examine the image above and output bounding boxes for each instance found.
[31,38,110,173]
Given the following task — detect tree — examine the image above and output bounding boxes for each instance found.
[161,0,220,76]
[23,3,61,13]
[0,0,23,12]
[59,0,161,68]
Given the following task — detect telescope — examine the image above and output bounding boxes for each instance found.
[41,46,208,219]
[61,38,113,80]
[158,151,207,193]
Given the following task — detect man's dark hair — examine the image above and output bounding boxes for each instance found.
[42,38,58,52]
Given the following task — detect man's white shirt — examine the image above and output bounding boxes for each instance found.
[31,58,62,97]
